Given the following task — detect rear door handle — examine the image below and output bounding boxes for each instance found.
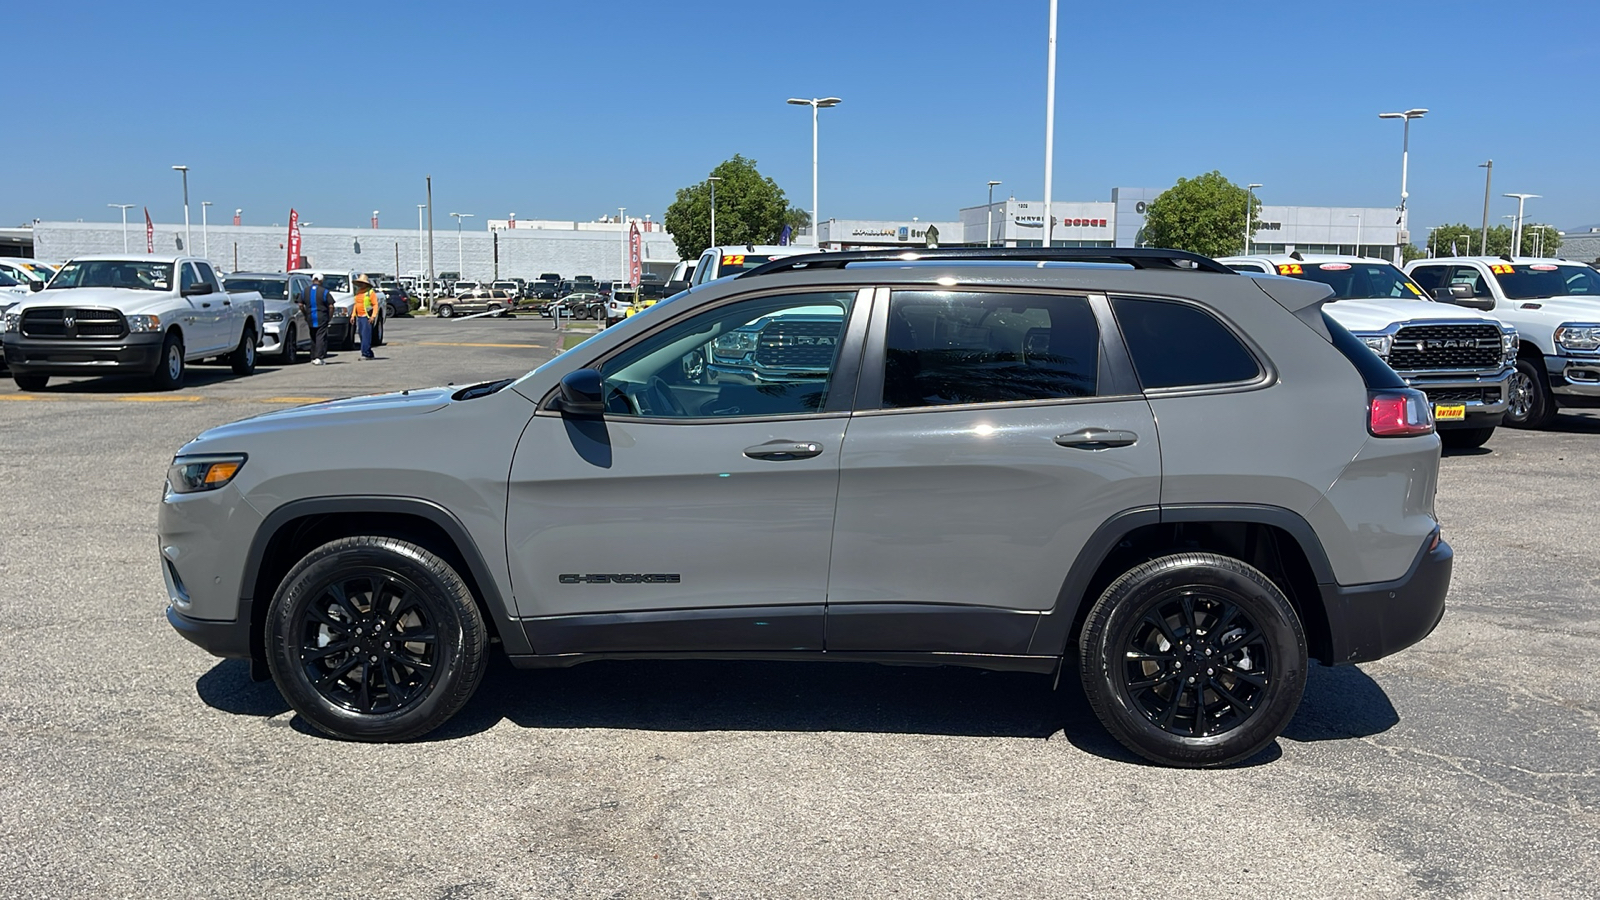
[1055,429,1138,450]
[744,440,824,461]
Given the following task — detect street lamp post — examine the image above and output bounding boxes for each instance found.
[707,176,722,247]
[450,212,473,280]
[417,204,427,293]
[1244,183,1262,255]
[1478,160,1493,255]
[1503,193,1539,258]
[986,180,1002,248]
[1043,0,1059,248]
[1378,108,1426,264]
[786,96,842,247]
[108,203,135,253]
[619,207,627,281]
[201,201,211,259]
[171,165,191,253]
[1349,214,1363,257]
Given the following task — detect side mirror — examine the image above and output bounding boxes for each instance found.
[29,280,45,292]
[182,281,214,297]
[1436,283,1492,310]
[557,369,606,416]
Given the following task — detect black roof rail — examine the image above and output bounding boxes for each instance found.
[736,246,1236,278]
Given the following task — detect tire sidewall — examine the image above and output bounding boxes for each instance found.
[1506,358,1552,428]
[153,332,185,390]
[1081,555,1307,767]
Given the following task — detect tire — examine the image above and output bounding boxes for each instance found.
[1078,552,1307,768]
[150,331,185,390]
[1440,426,1494,450]
[12,373,47,391]
[374,319,385,347]
[230,326,257,375]
[437,304,454,319]
[1504,358,1556,429]
[265,536,488,742]
[280,325,298,365]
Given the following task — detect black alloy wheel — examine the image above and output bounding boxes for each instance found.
[1080,552,1306,768]
[266,537,487,742]
[281,325,298,364]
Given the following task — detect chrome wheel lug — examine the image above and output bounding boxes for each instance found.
[1187,676,1196,683]
[1207,668,1214,676]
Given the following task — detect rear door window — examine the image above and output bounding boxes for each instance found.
[880,291,1099,408]
[1112,297,1262,390]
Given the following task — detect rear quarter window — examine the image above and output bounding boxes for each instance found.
[1111,297,1262,390]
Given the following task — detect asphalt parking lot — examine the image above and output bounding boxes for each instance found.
[1,312,1597,898]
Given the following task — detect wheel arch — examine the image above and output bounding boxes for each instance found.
[241,497,529,674]
[1030,505,1337,664]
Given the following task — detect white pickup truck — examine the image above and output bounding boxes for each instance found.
[1222,255,1518,449]
[1407,257,1600,429]
[0,254,263,391]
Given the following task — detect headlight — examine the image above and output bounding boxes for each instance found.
[1502,330,1519,363]
[1359,334,1392,358]
[0,311,16,333]
[126,314,161,333]
[165,454,247,494]
[1554,324,1600,352]
[334,305,351,319]
[264,311,284,323]
[712,330,759,361]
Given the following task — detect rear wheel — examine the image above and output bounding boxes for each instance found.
[1079,552,1307,768]
[12,373,47,391]
[265,536,488,742]
[1440,426,1494,450]
[150,331,185,390]
[1505,358,1557,429]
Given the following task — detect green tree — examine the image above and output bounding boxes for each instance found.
[1140,171,1260,258]
[1420,223,1563,258]
[663,155,792,260]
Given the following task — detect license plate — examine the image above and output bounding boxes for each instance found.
[1434,404,1466,422]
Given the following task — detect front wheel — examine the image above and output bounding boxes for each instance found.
[151,331,185,390]
[1505,358,1557,429]
[1079,552,1307,768]
[280,325,299,365]
[436,304,455,319]
[12,373,47,391]
[1440,426,1494,450]
[230,326,257,375]
[265,536,488,742]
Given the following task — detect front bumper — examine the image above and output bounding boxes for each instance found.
[261,323,286,354]
[1400,368,1511,429]
[1545,353,1600,398]
[1318,536,1451,665]
[159,482,263,659]
[167,605,252,659]
[2,332,166,376]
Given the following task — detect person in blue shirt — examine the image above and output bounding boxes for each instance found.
[301,274,336,364]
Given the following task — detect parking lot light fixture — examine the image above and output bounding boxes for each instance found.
[787,97,842,246]
[1378,109,1426,264]
[201,201,211,259]
[171,165,191,253]
[1043,0,1059,248]
[417,205,427,294]
[108,203,135,252]
[986,181,1002,248]
[1503,193,1539,257]
[1244,184,1262,255]
[1349,213,1363,257]
[707,177,722,247]
[450,212,474,280]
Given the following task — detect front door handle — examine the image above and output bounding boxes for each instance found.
[744,440,824,461]
[200,302,212,308]
[1055,429,1138,450]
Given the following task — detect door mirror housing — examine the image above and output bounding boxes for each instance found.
[182,280,214,297]
[557,369,606,416]
[29,280,45,292]
[1435,283,1492,310]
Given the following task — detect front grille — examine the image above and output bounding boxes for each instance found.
[754,320,842,368]
[1423,387,1496,405]
[1388,323,1503,371]
[19,307,128,340]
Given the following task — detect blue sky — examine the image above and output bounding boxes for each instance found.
[8,0,1596,235]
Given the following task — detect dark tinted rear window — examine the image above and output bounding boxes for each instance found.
[1322,311,1404,389]
[1112,297,1261,390]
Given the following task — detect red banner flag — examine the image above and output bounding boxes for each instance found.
[286,208,301,271]
[628,222,642,288]
[144,207,154,253]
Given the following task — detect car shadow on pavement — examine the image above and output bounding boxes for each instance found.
[12,365,280,393]
[196,659,290,717]
[1279,661,1398,742]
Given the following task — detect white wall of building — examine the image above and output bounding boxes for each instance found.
[817,219,962,249]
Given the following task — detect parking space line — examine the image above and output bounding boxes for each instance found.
[416,341,546,348]
[0,394,55,401]
[258,397,333,403]
[116,395,205,402]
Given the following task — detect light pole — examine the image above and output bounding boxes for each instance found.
[619,207,627,281]
[417,204,427,291]
[1244,183,1262,254]
[707,176,722,247]
[171,165,191,253]
[1478,160,1493,255]
[201,201,211,260]
[108,204,135,252]
[985,180,1002,248]
[1503,193,1539,257]
[1043,0,1059,248]
[372,210,380,230]
[1349,214,1363,256]
[450,212,473,280]
[786,96,842,247]
[1378,108,1426,264]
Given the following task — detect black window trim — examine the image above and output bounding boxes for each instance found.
[1108,292,1278,398]
[534,285,872,424]
[852,285,1143,416]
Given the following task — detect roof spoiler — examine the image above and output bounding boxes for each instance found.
[737,247,1235,278]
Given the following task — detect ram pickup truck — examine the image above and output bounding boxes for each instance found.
[1223,255,1517,449]
[1,254,263,391]
[1408,257,1600,429]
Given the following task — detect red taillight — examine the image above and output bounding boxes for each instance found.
[1368,389,1435,437]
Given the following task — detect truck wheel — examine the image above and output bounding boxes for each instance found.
[1505,359,1556,429]
[1079,552,1307,768]
[281,325,299,364]
[230,325,257,375]
[264,536,488,742]
[1440,426,1494,450]
[151,332,185,390]
[374,319,385,347]
[437,304,454,319]
[12,373,47,391]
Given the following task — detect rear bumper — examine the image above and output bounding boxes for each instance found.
[2,332,164,375]
[1318,536,1451,665]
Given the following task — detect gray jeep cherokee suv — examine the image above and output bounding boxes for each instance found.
[161,248,1451,767]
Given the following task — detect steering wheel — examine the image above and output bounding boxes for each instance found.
[644,376,688,417]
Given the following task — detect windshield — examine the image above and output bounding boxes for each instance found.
[320,275,350,292]
[0,272,18,286]
[48,260,174,291]
[225,278,288,300]
[1274,261,1427,301]
[1490,264,1600,300]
